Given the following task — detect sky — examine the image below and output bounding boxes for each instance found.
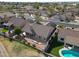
[0,0,79,2]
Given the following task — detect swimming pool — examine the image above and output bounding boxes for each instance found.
[62,50,79,57]
[59,48,79,57]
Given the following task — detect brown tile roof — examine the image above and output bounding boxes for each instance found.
[8,17,26,28]
[58,29,79,47]
[0,12,15,18]
[22,22,32,34]
[65,36,79,47]
[58,29,79,38]
[22,23,55,43]
[32,23,54,39]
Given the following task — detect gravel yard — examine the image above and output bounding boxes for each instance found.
[0,36,45,57]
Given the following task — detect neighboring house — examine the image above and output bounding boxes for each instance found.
[23,5,37,14]
[0,12,16,23]
[65,8,79,15]
[22,23,55,43]
[39,10,48,17]
[49,12,75,22]
[24,5,34,11]
[75,16,79,20]
[48,14,79,28]
[0,12,16,19]
[58,28,79,48]
[8,17,26,28]
[39,6,44,10]
[24,13,35,23]
[39,6,47,10]
[46,22,56,27]
[22,23,56,50]
[49,14,66,22]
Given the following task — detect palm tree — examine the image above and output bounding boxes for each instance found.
[35,15,42,24]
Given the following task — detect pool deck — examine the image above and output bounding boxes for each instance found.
[59,47,69,57]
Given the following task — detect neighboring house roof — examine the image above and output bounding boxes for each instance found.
[65,36,79,47]
[24,14,35,23]
[49,12,74,22]
[22,23,55,43]
[47,22,56,27]
[8,17,26,28]
[22,22,33,34]
[39,10,48,17]
[58,29,79,38]
[23,5,35,11]
[58,29,79,47]
[65,8,79,13]
[49,14,66,22]
[0,12,15,18]
[49,15,61,22]
[32,23,54,39]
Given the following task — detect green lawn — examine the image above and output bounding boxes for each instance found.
[1,28,8,33]
[50,42,64,57]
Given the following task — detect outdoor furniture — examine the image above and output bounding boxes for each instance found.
[13,35,17,39]
[68,46,72,50]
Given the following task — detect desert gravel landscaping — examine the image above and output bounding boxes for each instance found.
[0,36,44,57]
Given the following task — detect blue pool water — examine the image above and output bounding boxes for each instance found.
[62,50,79,57]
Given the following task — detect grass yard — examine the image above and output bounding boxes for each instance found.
[1,28,8,33]
[50,42,64,57]
[0,36,44,57]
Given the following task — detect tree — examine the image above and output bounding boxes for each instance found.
[76,4,79,8]
[33,3,40,9]
[63,3,68,9]
[35,15,43,24]
[46,6,55,16]
[56,6,64,14]
[14,28,22,35]
[58,24,64,29]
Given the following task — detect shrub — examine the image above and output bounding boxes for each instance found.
[14,28,22,35]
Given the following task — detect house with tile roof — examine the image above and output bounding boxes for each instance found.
[8,17,26,28]
[22,23,56,50]
[58,28,79,49]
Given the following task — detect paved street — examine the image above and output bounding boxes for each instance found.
[0,42,9,57]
